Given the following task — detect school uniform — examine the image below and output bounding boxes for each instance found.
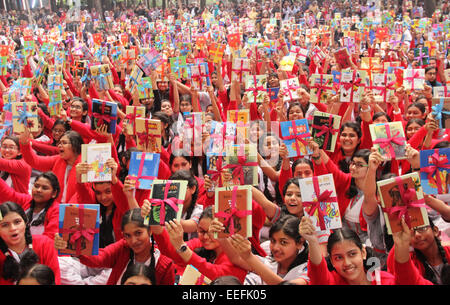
[79,238,176,285]
[0,157,32,194]
[0,235,61,285]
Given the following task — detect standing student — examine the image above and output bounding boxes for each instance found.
[0,202,60,285]
[54,208,176,285]
[0,172,60,239]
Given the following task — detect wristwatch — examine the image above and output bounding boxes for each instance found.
[176,244,188,253]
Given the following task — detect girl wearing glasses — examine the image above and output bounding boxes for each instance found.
[0,136,32,194]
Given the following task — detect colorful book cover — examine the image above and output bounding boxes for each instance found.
[280,78,301,102]
[58,204,100,256]
[137,77,154,100]
[369,122,407,160]
[179,265,211,285]
[124,105,146,135]
[145,180,188,226]
[431,98,450,129]
[279,54,296,72]
[376,173,428,234]
[227,109,250,143]
[47,73,63,91]
[90,64,114,90]
[137,48,164,75]
[182,112,204,156]
[208,121,236,154]
[339,70,368,103]
[414,47,430,66]
[403,69,425,91]
[309,74,335,103]
[135,118,162,153]
[91,99,118,134]
[169,56,188,79]
[126,64,144,92]
[371,73,396,103]
[231,58,250,83]
[81,143,112,183]
[188,62,210,91]
[128,152,160,190]
[208,43,226,63]
[333,48,353,69]
[420,148,450,195]
[432,86,450,99]
[48,89,62,117]
[11,102,39,133]
[280,119,313,158]
[224,144,258,186]
[245,74,268,104]
[299,174,342,231]
[290,46,308,63]
[267,87,279,102]
[214,185,252,238]
[311,112,341,152]
[206,153,227,191]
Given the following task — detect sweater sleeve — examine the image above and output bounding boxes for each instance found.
[79,239,125,269]
[20,142,58,172]
[0,158,31,176]
[393,256,434,285]
[307,256,336,285]
[0,177,31,206]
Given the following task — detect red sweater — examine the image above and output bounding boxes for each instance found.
[79,238,176,285]
[0,178,59,240]
[20,142,81,203]
[153,228,248,283]
[0,235,61,285]
[0,158,31,194]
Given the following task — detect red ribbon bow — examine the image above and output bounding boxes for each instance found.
[93,102,114,128]
[372,124,405,159]
[404,70,423,91]
[224,154,258,185]
[128,152,157,189]
[214,186,252,235]
[125,107,143,134]
[137,119,161,151]
[281,121,311,156]
[302,177,337,231]
[312,74,333,102]
[382,177,426,228]
[312,115,338,150]
[150,181,183,225]
[420,149,450,194]
[232,60,250,83]
[207,155,225,187]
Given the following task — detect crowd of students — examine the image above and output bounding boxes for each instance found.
[0,0,449,286]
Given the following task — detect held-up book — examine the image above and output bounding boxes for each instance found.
[206,153,227,191]
[214,185,252,238]
[81,143,112,183]
[299,174,341,232]
[208,121,236,154]
[91,99,118,134]
[11,102,39,133]
[280,119,312,158]
[128,152,160,190]
[420,148,450,195]
[58,204,100,256]
[376,172,429,234]
[145,180,188,226]
[309,74,335,103]
[224,144,258,186]
[369,122,407,160]
[245,74,268,104]
[178,265,211,285]
[135,118,162,153]
[124,105,146,135]
[227,109,250,143]
[311,112,341,152]
[431,97,450,129]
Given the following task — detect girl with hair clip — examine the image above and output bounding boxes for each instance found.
[54,208,176,285]
[121,262,154,285]
[0,135,32,194]
[299,215,432,285]
[141,205,248,284]
[225,215,310,285]
[0,202,60,285]
[17,264,56,285]
[0,171,60,239]
[19,129,83,203]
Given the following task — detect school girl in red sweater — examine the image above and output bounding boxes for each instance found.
[0,136,31,194]
[0,202,60,285]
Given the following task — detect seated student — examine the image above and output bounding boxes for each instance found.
[0,171,60,239]
[0,202,61,285]
[17,264,56,285]
[54,208,176,285]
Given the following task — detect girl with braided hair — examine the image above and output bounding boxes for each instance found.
[0,202,60,284]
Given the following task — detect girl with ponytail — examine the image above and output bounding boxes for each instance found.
[0,202,60,284]
[0,172,60,239]
[54,208,175,285]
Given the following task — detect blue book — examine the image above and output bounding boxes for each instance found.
[128,152,160,189]
[280,119,312,158]
[91,99,118,134]
[419,148,450,195]
[58,204,100,256]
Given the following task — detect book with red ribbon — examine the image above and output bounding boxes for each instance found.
[431,97,450,129]
[333,48,353,69]
[376,173,429,234]
[280,77,301,102]
[188,62,211,91]
[182,112,204,156]
[81,143,112,183]
[245,74,268,104]
[135,118,162,153]
[311,111,341,152]
[223,144,258,186]
[11,101,39,133]
[124,105,146,136]
[227,109,250,143]
[214,185,252,238]
[91,99,118,134]
[128,152,160,189]
[280,119,312,158]
[231,58,251,83]
[339,70,368,103]
[370,73,397,103]
[402,68,425,91]
[207,120,236,154]
[206,153,228,191]
[145,180,187,226]
[420,148,450,195]
[58,204,100,256]
[179,265,212,285]
[299,174,341,232]
[369,122,407,160]
[309,73,335,103]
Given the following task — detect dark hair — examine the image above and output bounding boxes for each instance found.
[61,130,84,155]
[291,158,314,176]
[152,111,173,147]
[287,102,302,120]
[0,202,39,282]
[372,112,391,122]
[433,141,450,149]
[269,215,308,271]
[1,135,22,160]
[118,147,139,183]
[407,102,426,114]
[405,118,425,130]
[193,206,217,262]
[209,275,242,285]
[27,172,60,227]
[346,149,371,198]
[338,122,362,173]
[413,218,450,285]
[121,209,157,285]
[169,170,199,220]
[424,66,437,74]
[282,178,300,197]
[17,264,55,285]
[71,97,89,123]
[120,262,154,285]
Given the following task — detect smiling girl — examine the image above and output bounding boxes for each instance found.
[0,136,32,194]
